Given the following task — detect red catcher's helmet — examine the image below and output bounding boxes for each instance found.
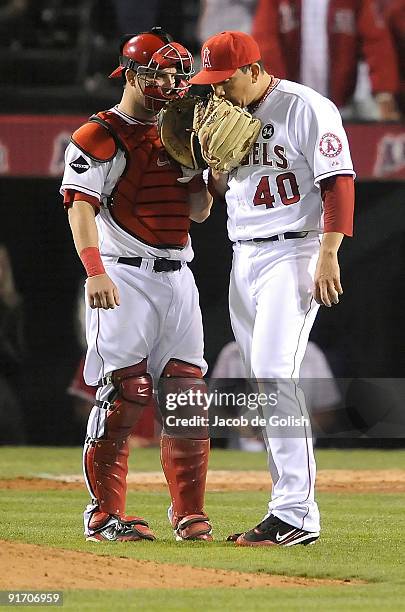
[109,30,194,111]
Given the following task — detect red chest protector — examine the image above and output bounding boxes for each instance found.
[91,111,191,249]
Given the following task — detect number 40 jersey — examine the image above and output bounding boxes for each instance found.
[226,79,355,242]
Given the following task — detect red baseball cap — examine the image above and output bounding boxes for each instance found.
[190,31,261,85]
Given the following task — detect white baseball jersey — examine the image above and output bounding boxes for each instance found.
[60,105,205,386]
[226,79,355,242]
[60,106,194,262]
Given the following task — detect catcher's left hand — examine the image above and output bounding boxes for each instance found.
[158,96,207,170]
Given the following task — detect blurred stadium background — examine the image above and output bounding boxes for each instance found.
[0,0,404,446]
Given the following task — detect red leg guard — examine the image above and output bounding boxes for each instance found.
[159,360,211,538]
[86,435,129,517]
[160,434,210,522]
[159,360,209,439]
[84,360,153,519]
[162,360,204,378]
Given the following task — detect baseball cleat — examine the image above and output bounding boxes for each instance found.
[227,514,319,547]
[86,514,156,542]
[168,505,213,541]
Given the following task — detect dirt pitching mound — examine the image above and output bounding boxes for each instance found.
[2,469,405,493]
[0,540,355,590]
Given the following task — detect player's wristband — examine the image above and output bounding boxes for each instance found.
[80,246,105,277]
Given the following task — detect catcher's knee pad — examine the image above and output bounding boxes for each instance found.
[101,360,153,439]
[159,359,208,439]
[83,359,153,518]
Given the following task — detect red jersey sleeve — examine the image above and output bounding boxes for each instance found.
[321,174,355,236]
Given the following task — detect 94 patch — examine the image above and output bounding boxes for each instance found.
[70,155,91,173]
[319,133,342,158]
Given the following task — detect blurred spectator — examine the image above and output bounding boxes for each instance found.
[210,340,245,379]
[197,0,257,45]
[299,341,342,437]
[252,0,401,120]
[210,340,341,449]
[67,280,159,447]
[382,0,405,115]
[209,341,260,450]
[67,285,94,424]
[0,244,26,444]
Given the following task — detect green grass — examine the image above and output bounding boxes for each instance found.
[1,447,405,610]
[1,489,404,584]
[57,584,405,612]
[0,446,404,478]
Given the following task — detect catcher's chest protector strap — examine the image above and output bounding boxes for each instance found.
[93,111,191,248]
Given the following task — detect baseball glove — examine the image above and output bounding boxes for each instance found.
[159,95,262,173]
[158,96,207,170]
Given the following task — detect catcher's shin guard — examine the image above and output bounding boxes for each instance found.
[161,435,212,540]
[83,359,153,532]
[159,360,212,540]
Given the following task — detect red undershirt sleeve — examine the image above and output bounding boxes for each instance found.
[63,189,100,212]
[320,175,355,236]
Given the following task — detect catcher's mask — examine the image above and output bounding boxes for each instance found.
[109,28,194,112]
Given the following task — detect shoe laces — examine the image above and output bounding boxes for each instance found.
[99,516,133,538]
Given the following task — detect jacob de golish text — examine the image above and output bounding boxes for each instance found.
[165,414,310,428]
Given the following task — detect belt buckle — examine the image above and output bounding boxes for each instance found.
[154,258,171,273]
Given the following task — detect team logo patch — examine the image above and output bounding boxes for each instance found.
[319,133,342,158]
[262,123,274,139]
[70,155,90,173]
[202,47,212,68]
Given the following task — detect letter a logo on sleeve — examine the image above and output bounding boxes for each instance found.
[319,133,342,158]
[202,47,212,68]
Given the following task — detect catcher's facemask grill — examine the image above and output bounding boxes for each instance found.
[136,43,194,111]
[111,42,194,112]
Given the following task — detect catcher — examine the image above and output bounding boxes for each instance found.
[61,28,217,543]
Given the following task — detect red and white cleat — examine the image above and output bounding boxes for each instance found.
[168,505,213,541]
[86,512,156,542]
